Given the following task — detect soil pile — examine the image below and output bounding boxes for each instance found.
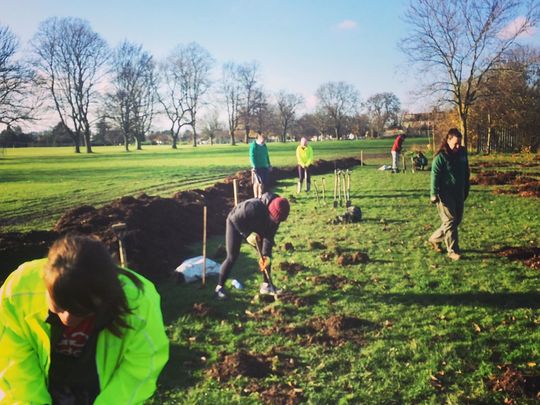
[308,274,361,290]
[470,170,521,185]
[487,365,540,401]
[279,261,308,275]
[0,158,361,282]
[496,246,540,270]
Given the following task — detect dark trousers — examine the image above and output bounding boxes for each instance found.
[218,218,270,286]
[298,166,310,187]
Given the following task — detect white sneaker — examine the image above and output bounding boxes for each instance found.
[215,285,227,299]
[259,282,281,295]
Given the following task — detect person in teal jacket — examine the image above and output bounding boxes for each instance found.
[296,137,314,193]
[0,234,169,404]
[429,128,470,261]
[249,132,271,198]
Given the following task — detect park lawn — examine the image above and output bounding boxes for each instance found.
[151,159,539,404]
[0,138,424,233]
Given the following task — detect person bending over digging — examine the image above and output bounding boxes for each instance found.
[429,128,470,261]
[296,137,314,193]
[215,192,290,299]
[0,234,169,404]
[249,132,272,198]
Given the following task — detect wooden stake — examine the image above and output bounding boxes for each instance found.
[360,150,364,165]
[202,206,207,287]
[233,179,238,206]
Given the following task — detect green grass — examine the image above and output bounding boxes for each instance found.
[151,158,539,404]
[0,138,417,232]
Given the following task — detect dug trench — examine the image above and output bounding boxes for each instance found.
[0,158,360,283]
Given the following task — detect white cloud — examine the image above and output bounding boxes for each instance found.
[498,16,536,39]
[337,20,358,31]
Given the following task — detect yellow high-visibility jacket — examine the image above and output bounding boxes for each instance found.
[0,259,169,404]
[296,145,314,168]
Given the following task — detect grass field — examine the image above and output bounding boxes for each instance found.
[0,139,405,233]
[1,140,538,403]
[149,155,539,404]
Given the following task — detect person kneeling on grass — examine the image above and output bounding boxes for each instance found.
[0,234,169,405]
[215,192,290,300]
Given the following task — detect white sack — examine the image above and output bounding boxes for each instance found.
[174,256,221,283]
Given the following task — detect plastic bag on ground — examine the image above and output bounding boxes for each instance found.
[174,256,221,283]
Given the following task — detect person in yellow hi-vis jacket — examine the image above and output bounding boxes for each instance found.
[0,234,169,405]
[295,137,314,193]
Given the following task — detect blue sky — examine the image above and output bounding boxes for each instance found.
[2,0,539,129]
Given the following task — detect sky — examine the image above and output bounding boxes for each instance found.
[2,0,539,131]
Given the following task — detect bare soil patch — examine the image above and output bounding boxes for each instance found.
[1,158,360,282]
[487,365,540,402]
[208,348,297,382]
[470,170,521,185]
[279,261,308,275]
[496,246,540,270]
[336,251,370,266]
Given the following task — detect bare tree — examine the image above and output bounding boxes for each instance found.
[0,24,41,127]
[201,109,222,145]
[401,0,539,147]
[276,91,304,142]
[105,41,156,151]
[221,62,242,145]
[158,43,214,148]
[238,61,261,143]
[315,81,359,139]
[365,92,401,136]
[32,17,108,153]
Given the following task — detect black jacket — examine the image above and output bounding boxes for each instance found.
[228,192,279,257]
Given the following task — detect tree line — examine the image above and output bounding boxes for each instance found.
[0,17,403,152]
[2,0,539,153]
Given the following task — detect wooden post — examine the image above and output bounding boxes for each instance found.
[360,150,364,166]
[233,179,238,206]
[202,206,207,287]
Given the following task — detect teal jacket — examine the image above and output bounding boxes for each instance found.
[430,148,470,198]
[249,141,271,168]
[0,259,169,404]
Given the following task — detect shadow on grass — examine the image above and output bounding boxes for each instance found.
[375,291,540,309]
[157,343,207,391]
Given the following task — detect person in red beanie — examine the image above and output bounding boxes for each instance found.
[215,192,290,299]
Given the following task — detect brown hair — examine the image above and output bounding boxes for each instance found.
[435,128,463,156]
[44,234,142,337]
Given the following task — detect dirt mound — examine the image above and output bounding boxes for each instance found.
[1,158,361,282]
[336,251,369,266]
[279,261,308,275]
[309,241,327,250]
[496,246,540,269]
[208,350,272,381]
[319,251,335,262]
[470,171,521,185]
[208,348,297,383]
[278,291,311,307]
[282,242,294,252]
[0,231,58,281]
[487,365,540,401]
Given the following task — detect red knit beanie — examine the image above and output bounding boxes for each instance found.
[268,197,290,222]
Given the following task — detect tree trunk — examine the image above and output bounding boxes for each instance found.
[486,113,492,155]
[244,126,250,143]
[230,130,236,146]
[192,125,197,147]
[136,135,142,150]
[123,135,130,152]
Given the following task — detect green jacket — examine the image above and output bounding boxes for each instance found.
[296,145,314,168]
[430,148,470,198]
[249,141,271,168]
[0,259,169,405]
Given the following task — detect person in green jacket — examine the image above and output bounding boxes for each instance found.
[249,132,272,198]
[429,128,470,261]
[296,137,314,193]
[0,234,169,404]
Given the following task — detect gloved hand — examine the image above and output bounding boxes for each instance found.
[258,256,271,272]
[246,233,261,248]
[430,195,439,204]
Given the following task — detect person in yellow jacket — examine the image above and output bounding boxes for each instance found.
[0,234,169,404]
[295,137,314,193]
